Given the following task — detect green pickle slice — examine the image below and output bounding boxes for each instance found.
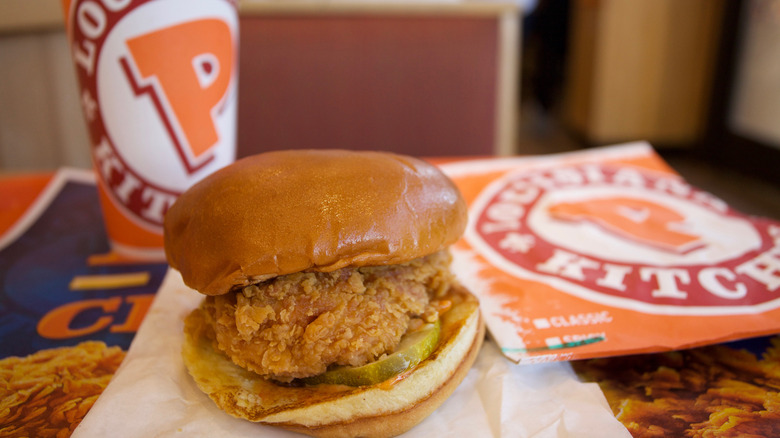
[302,320,441,387]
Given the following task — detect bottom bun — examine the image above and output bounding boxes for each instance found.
[182,284,485,438]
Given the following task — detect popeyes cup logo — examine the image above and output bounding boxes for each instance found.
[62,0,238,260]
[467,164,780,315]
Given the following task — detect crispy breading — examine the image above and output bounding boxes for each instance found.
[202,251,455,382]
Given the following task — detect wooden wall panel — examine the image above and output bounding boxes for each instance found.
[0,32,91,171]
[237,7,517,158]
[563,0,724,146]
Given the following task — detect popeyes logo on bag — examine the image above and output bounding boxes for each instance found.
[66,0,237,229]
[467,164,780,315]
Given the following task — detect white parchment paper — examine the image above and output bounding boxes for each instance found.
[74,269,630,437]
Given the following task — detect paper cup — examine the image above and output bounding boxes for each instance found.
[62,0,239,261]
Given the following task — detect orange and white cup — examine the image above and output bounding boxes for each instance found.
[62,0,239,261]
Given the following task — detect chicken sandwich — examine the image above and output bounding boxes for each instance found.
[163,149,484,438]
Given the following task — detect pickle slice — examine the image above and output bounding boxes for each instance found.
[302,320,441,387]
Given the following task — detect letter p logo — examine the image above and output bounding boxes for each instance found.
[123,18,235,174]
[549,197,705,254]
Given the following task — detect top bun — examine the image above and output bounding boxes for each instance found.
[163,149,468,296]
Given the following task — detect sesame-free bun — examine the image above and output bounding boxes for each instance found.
[181,283,484,438]
[164,149,468,296]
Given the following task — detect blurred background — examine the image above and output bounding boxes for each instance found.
[1,0,778,217]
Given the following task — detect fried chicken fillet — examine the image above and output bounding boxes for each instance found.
[202,251,454,382]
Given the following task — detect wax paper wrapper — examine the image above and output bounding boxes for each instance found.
[440,142,780,364]
[74,268,629,437]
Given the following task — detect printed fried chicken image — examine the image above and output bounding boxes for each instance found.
[574,337,780,437]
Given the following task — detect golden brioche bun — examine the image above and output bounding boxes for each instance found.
[182,284,484,438]
[164,149,468,296]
